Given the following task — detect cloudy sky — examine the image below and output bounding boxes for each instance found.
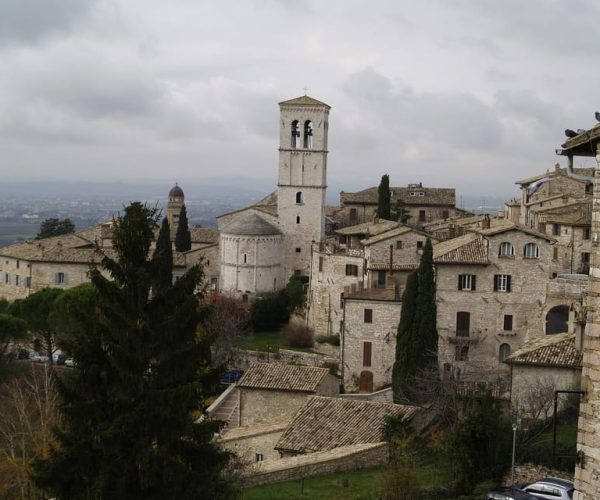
[2,0,599,197]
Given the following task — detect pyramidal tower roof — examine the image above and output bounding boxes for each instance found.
[279,95,330,109]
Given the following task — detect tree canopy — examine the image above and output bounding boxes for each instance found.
[175,204,192,252]
[377,174,391,220]
[33,202,233,499]
[36,218,75,240]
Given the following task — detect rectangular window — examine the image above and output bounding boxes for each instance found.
[455,345,469,362]
[363,341,372,367]
[25,276,31,288]
[419,210,426,222]
[442,210,449,219]
[318,256,323,272]
[503,314,513,331]
[553,247,558,260]
[458,274,476,291]
[345,264,358,276]
[16,260,19,269]
[584,227,591,240]
[210,278,218,291]
[417,241,424,249]
[55,272,66,284]
[255,453,264,462]
[15,275,19,286]
[456,311,470,337]
[3,273,8,284]
[349,208,358,224]
[493,274,511,292]
[552,224,561,236]
[340,293,344,309]
[396,240,402,249]
[364,309,373,323]
[295,247,301,253]
[582,252,591,264]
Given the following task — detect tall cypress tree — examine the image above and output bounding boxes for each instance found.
[152,217,173,296]
[175,204,192,252]
[392,238,437,403]
[377,174,391,220]
[34,202,233,499]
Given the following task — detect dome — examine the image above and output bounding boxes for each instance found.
[222,213,281,236]
[169,184,184,198]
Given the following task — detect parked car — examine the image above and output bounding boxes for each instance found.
[64,358,75,368]
[30,352,49,363]
[521,478,575,500]
[486,486,538,500]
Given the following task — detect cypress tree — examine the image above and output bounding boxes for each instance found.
[392,270,418,403]
[175,204,192,252]
[34,202,233,499]
[392,238,438,403]
[152,217,173,296]
[377,174,391,220]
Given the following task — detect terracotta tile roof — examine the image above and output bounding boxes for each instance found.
[237,363,330,393]
[504,333,582,369]
[279,95,331,108]
[515,167,594,185]
[344,288,401,302]
[218,421,288,442]
[275,396,417,453]
[221,213,281,236]
[0,233,103,264]
[474,220,555,241]
[340,185,455,207]
[423,214,488,232]
[360,225,426,246]
[433,233,488,265]
[335,219,399,236]
[189,227,219,244]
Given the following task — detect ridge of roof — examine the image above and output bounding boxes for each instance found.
[278,95,331,108]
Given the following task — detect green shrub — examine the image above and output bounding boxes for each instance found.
[250,292,289,331]
[315,334,340,346]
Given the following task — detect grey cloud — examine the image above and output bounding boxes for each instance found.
[0,0,96,45]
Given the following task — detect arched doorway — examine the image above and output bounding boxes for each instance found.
[359,370,373,393]
[546,305,569,334]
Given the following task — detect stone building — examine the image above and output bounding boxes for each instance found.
[338,183,456,228]
[341,288,401,393]
[217,95,331,298]
[434,220,556,375]
[504,333,582,420]
[236,363,339,427]
[557,125,600,499]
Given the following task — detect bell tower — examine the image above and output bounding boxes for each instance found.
[167,183,184,230]
[277,95,330,279]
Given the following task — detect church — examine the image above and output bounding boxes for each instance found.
[215,95,331,298]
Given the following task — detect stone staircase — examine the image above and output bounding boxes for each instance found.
[207,384,240,431]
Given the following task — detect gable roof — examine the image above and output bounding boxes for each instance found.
[335,219,399,237]
[0,232,102,264]
[340,185,455,207]
[237,363,330,393]
[279,95,331,108]
[433,233,488,265]
[360,225,426,246]
[275,396,417,454]
[473,220,555,241]
[515,166,594,185]
[504,333,582,369]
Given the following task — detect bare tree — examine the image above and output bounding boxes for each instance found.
[0,364,59,499]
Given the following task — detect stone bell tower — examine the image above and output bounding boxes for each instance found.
[167,183,184,230]
[277,95,330,280]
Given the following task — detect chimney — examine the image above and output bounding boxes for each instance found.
[482,214,491,229]
[448,224,456,239]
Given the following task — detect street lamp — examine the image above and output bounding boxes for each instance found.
[511,417,522,484]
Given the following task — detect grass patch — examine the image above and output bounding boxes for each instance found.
[235,331,318,353]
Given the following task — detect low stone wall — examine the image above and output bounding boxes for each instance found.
[230,348,337,371]
[503,463,574,486]
[338,387,393,403]
[243,442,389,488]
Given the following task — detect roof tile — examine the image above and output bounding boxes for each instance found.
[237,363,330,392]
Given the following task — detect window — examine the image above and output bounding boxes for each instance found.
[55,272,67,284]
[442,210,449,219]
[363,341,372,367]
[364,309,373,323]
[494,274,511,292]
[345,264,358,276]
[296,216,300,224]
[456,312,470,337]
[340,293,344,308]
[16,260,19,269]
[349,208,358,224]
[303,120,313,149]
[523,243,539,258]
[499,242,514,257]
[210,278,218,291]
[25,276,31,288]
[295,247,301,253]
[455,345,469,361]
[15,275,19,286]
[419,210,426,222]
[458,274,476,291]
[291,120,299,148]
[3,273,8,284]
[295,192,303,204]
[552,223,561,236]
[396,240,402,249]
[553,247,558,260]
[582,252,591,264]
[318,257,323,272]
[255,453,264,462]
[243,254,247,263]
[172,213,179,222]
[417,241,424,249]
[503,314,513,331]
[499,343,511,362]
[584,227,591,240]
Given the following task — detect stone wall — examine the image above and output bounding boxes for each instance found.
[229,348,337,371]
[338,387,393,403]
[503,462,573,486]
[219,423,287,463]
[342,298,401,392]
[239,389,312,427]
[242,442,389,488]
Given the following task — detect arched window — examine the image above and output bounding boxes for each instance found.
[303,120,313,149]
[499,242,514,257]
[524,243,539,258]
[499,343,511,362]
[296,191,303,204]
[291,120,299,148]
[546,305,569,334]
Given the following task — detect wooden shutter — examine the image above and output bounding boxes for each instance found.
[363,342,372,367]
[364,309,373,323]
[458,275,463,290]
[471,275,476,291]
[504,315,513,331]
[506,275,512,292]
[493,275,498,291]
